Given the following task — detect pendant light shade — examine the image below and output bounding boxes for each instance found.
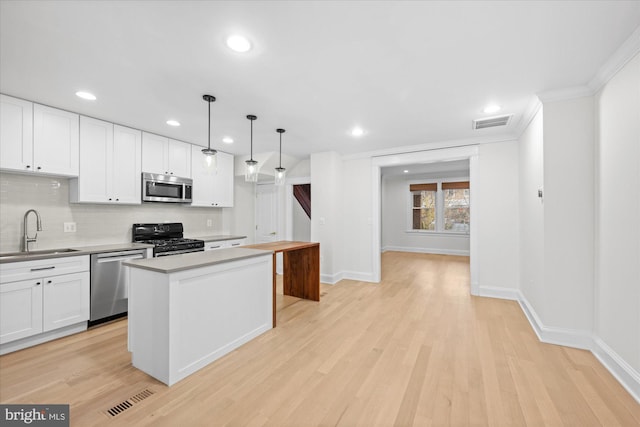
[245,115,259,182]
[202,94,217,173]
[275,128,286,186]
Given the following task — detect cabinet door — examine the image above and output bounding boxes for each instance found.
[43,272,89,332]
[190,144,215,206]
[0,94,33,172]
[33,104,79,176]
[212,151,234,207]
[78,116,113,202]
[142,132,168,175]
[168,139,191,178]
[112,125,142,204]
[0,279,43,344]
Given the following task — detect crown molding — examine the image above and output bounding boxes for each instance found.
[536,85,594,103]
[513,95,542,138]
[588,25,640,93]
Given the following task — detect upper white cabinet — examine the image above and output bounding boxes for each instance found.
[142,132,191,178]
[32,103,80,176]
[0,94,33,171]
[0,95,79,176]
[71,116,142,204]
[190,147,234,207]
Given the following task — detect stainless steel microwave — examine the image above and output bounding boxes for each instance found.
[142,172,193,203]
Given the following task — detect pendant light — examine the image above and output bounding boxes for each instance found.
[275,128,286,186]
[202,94,217,172]
[245,115,258,182]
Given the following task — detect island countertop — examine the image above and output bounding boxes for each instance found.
[123,247,272,273]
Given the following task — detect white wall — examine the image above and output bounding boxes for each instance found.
[476,140,520,295]
[594,53,640,375]
[381,173,470,256]
[292,195,310,241]
[518,108,546,317]
[310,152,344,283]
[341,157,373,281]
[0,172,226,252]
[224,176,256,243]
[542,96,595,333]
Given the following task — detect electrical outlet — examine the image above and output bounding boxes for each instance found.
[206,219,212,227]
[63,222,76,233]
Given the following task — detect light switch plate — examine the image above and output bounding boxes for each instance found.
[63,222,76,232]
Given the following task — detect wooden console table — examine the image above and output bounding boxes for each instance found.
[242,241,320,326]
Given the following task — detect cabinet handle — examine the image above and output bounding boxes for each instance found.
[231,243,240,246]
[35,282,41,286]
[37,166,42,170]
[30,266,55,272]
[108,198,112,201]
[116,198,119,201]
[26,165,31,169]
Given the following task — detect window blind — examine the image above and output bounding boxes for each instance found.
[441,181,469,190]
[409,183,437,192]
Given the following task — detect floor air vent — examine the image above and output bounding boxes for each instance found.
[105,388,155,417]
[473,114,512,129]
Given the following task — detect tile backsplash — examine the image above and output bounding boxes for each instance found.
[0,172,226,252]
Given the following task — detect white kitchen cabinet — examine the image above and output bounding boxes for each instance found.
[190,147,234,207]
[32,103,80,176]
[0,94,33,172]
[43,271,90,332]
[142,132,191,178]
[204,238,246,251]
[0,279,43,344]
[0,255,90,353]
[71,116,141,204]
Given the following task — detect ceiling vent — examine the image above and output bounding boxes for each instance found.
[473,114,512,130]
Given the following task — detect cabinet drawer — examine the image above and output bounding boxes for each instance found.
[0,255,89,284]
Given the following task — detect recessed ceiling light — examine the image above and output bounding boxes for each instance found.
[351,127,365,137]
[222,136,234,144]
[483,104,501,114]
[226,35,251,53]
[403,170,409,173]
[166,120,180,127]
[75,91,96,101]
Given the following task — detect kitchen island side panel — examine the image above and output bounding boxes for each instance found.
[128,254,273,386]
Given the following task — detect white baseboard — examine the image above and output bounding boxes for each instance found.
[592,337,640,404]
[321,270,377,285]
[382,245,470,256]
[320,272,342,285]
[478,286,520,301]
[516,292,593,350]
[0,322,87,355]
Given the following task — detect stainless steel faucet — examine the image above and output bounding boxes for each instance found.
[23,209,42,252]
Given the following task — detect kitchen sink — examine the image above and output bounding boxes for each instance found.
[0,248,81,259]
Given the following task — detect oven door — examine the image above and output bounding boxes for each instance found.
[155,247,205,257]
[142,173,193,203]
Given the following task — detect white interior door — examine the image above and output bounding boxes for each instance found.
[256,184,278,243]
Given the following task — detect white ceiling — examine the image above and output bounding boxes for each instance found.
[1,1,639,160]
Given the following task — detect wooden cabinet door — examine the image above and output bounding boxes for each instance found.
[0,94,33,172]
[43,272,89,332]
[0,279,43,344]
[33,103,79,176]
[78,116,112,202]
[112,125,142,203]
[168,139,191,178]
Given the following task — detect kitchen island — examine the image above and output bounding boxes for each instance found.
[124,247,273,386]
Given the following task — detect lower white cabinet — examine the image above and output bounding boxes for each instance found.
[204,238,246,251]
[0,255,90,352]
[0,279,43,343]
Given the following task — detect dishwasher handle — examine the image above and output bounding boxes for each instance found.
[95,251,146,263]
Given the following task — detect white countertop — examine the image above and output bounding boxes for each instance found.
[123,247,272,273]
[0,242,153,264]
[188,235,246,242]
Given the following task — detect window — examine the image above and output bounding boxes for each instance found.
[443,182,470,232]
[409,180,470,233]
[410,183,436,230]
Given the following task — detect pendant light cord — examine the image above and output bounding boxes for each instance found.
[279,133,282,168]
[250,119,254,161]
[207,100,211,150]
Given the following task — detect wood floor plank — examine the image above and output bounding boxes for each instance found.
[1,251,639,426]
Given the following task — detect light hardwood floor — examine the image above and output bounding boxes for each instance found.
[1,252,639,426]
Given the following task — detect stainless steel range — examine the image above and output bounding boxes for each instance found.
[132,223,204,257]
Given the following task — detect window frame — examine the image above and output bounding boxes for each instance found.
[406,177,470,235]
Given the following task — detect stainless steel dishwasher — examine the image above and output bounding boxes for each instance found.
[89,249,147,326]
